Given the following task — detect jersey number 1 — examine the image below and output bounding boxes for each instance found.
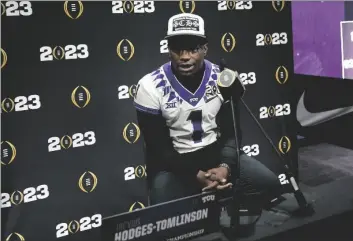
[187,110,203,143]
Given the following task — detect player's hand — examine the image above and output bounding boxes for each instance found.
[197,170,224,191]
[202,167,232,191]
[205,167,229,184]
[197,170,213,188]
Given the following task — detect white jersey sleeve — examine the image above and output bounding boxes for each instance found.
[133,74,161,115]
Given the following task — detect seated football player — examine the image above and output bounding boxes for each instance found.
[133,13,283,236]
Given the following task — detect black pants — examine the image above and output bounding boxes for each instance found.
[149,153,282,212]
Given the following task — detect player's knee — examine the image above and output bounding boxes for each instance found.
[242,154,278,183]
[220,145,239,167]
[151,171,177,190]
[238,154,281,200]
[149,171,184,205]
[258,166,279,188]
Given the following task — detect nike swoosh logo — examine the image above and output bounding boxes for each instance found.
[296,91,353,127]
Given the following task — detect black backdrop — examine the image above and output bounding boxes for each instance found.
[1,1,298,241]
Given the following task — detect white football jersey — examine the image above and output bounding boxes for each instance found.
[134,60,224,154]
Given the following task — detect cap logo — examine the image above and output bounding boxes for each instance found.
[172,16,200,32]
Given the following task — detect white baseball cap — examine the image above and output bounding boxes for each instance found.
[165,13,206,40]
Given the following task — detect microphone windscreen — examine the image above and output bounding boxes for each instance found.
[217,68,238,88]
[217,67,244,102]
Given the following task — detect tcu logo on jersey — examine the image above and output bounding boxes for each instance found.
[202,194,215,203]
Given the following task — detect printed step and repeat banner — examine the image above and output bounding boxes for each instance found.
[1,1,297,241]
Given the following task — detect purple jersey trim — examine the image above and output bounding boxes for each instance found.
[133,101,161,115]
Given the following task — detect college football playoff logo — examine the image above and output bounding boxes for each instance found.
[179,0,196,13]
[275,66,289,84]
[64,1,84,19]
[264,34,272,45]
[226,0,236,10]
[129,84,138,98]
[135,165,146,178]
[123,122,141,144]
[129,202,145,212]
[1,98,15,113]
[60,135,73,149]
[221,33,236,52]
[278,136,291,154]
[272,0,285,12]
[78,171,98,193]
[1,48,8,68]
[52,46,65,60]
[71,86,91,108]
[1,2,5,16]
[267,106,275,117]
[1,141,17,166]
[5,232,25,241]
[123,1,134,13]
[117,39,135,61]
[10,190,24,205]
[68,220,80,234]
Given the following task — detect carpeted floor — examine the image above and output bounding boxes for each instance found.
[258,210,353,241]
[298,143,353,185]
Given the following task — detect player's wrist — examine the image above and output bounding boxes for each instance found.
[219,163,231,177]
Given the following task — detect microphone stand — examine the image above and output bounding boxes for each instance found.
[218,61,314,241]
[229,95,241,233]
[217,62,242,236]
[239,97,315,216]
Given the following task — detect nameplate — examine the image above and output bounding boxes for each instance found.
[101,192,220,241]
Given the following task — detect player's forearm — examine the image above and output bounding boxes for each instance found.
[218,101,243,168]
[220,138,239,168]
[136,110,181,171]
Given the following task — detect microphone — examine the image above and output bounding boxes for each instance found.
[217,59,246,102]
